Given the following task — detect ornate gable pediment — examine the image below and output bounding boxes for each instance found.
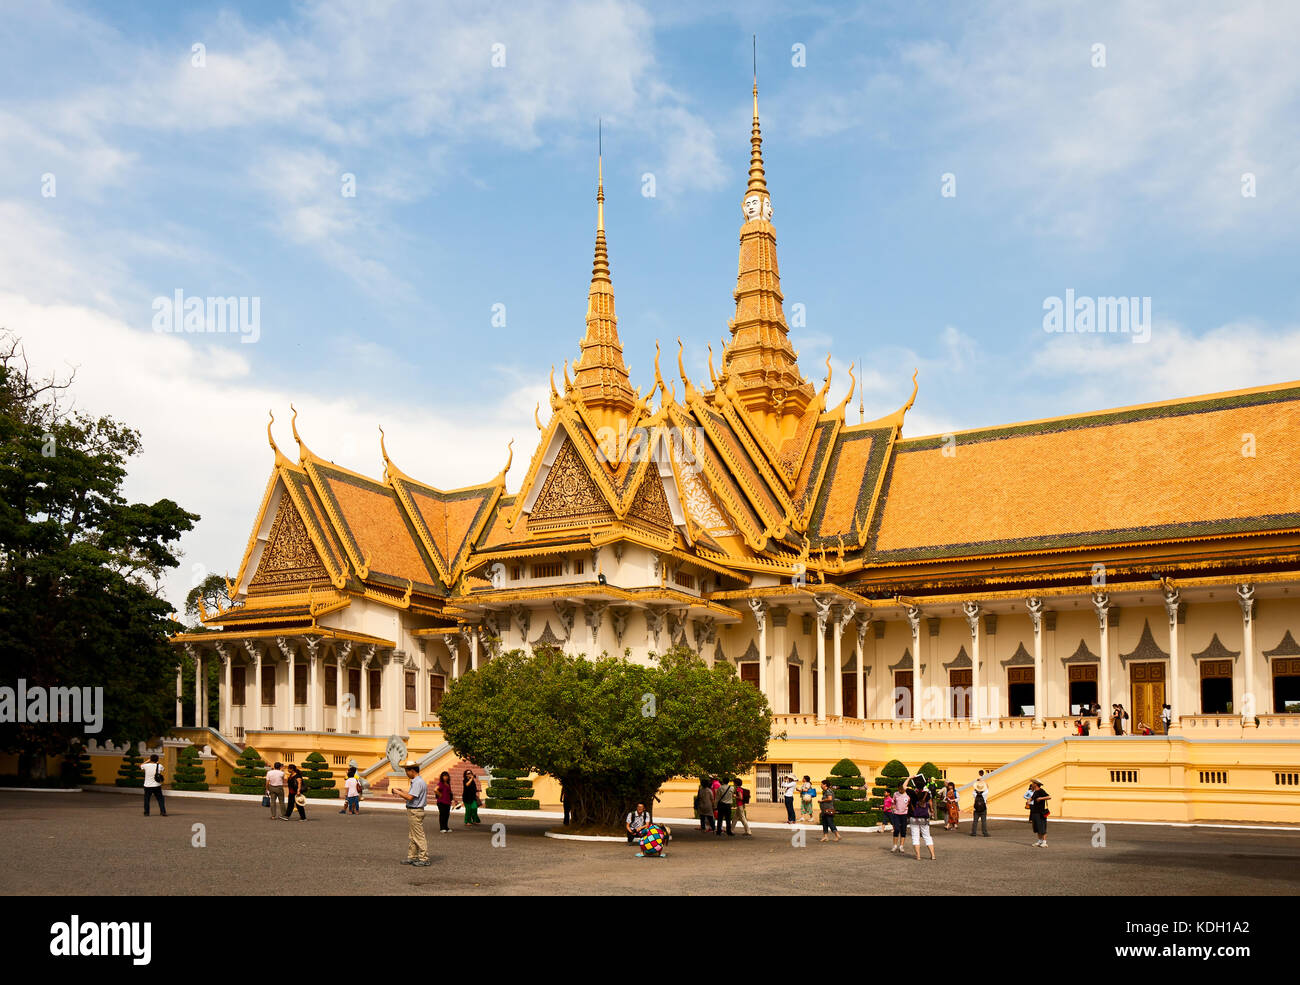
[1191,633,1240,663]
[1119,619,1170,667]
[528,438,615,528]
[1000,642,1034,668]
[1061,638,1100,665]
[249,491,331,593]
[627,468,674,530]
[530,621,565,650]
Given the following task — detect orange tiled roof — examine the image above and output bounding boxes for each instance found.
[866,383,1300,562]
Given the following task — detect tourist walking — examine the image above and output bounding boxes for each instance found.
[339,766,361,814]
[1112,703,1128,735]
[781,773,797,824]
[909,777,935,860]
[142,754,167,817]
[943,781,960,830]
[265,761,286,820]
[715,778,735,836]
[625,802,650,844]
[818,779,841,843]
[435,771,457,832]
[283,764,307,820]
[732,779,752,836]
[970,771,990,837]
[695,777,715,831]
[393,760,430,865]
[1028,779,1050,847]
[798,775,816,822]
[462,769,482,826]
[1161,703,1172,734]
[889,785,910,853]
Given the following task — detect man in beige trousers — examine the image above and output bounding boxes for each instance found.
[392,760,430,866]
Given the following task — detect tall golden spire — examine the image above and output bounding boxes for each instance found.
[572,134,636,427]
[720,64,812,442]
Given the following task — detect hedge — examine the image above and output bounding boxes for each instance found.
[115,750,145,788]
[172,745,209,791]
[865,758,911,825]
[823,758,869,823]
[484,766,537,810]
[230,746,268,795]
[485,798,540,810]
[302,751,339,798]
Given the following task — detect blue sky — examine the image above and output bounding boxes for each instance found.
[3,0,1298,606]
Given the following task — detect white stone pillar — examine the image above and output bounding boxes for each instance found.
[305,638,320,733]
[361,647,374,735]
[831,606,843,718]
[855,616,868,720]
[248,643,262,732]
[193,648,202,729]
[1164,585,1181,733]
[1093,593,1112,734]
[286,647,297,730]
[1237,584,1257,728]
[963,601,982,725]
[215,643,232,737]
[814,598,830,723]
[448,637,460,681]
[1027,597,1044,726]
[906,605,922,724]
[471,629,481,671]
[748,598,769,704]
[335,647,345,731]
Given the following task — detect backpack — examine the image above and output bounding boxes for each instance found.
[974,791,986,811]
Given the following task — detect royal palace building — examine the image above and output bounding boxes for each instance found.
[173,84,1300,824]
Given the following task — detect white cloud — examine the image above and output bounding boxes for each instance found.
[1,292,538,610]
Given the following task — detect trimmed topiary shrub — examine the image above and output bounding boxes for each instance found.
[230,746,268,796]
[866,758,911,826]
[918,761,945,806]
[826,758,872,826]
[115,749,145,787]
[62,743,95,787]
[302,751,338,798]
[484,766,539,810]
[172,745,209,791]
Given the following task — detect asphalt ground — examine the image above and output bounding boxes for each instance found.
[2,790,1297,896]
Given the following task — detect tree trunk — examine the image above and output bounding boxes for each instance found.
[562,777,660,830]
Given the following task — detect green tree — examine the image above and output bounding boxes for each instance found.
[302,751,338,798]
[230,745,267,795]
[172,745,209,790]
[0,332,198,778]
[438,644,772,828]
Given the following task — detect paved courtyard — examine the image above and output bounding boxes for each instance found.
[1,790,1297,895]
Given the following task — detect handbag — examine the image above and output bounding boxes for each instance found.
[262,795,271,807]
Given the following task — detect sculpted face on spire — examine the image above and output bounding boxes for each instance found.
[721,80,812,440]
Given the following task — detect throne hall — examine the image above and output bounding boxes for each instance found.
[174,83,1300,824]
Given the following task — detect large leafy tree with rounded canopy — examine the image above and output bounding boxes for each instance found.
[437,644,773,828]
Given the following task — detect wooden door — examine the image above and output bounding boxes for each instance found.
[950,668,973,719]
[1131,662,1166,733]
[842,672,858,718]
[894,671,913,719]
[740,662,759,689]
[788,664,801,714]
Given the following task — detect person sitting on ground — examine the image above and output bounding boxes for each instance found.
[625,802,650,844]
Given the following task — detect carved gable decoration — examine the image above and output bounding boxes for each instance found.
[627,470,674,529]
[945,645,972,671]
[530,621,565,650]
[529,439,614,527]
[249,492,331,592]
[1000,642,1034,668]
[1119,619,1170,667]
[1264,630,1300,659]
[1191,633,1240,663]
[1061,638,1100,666]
